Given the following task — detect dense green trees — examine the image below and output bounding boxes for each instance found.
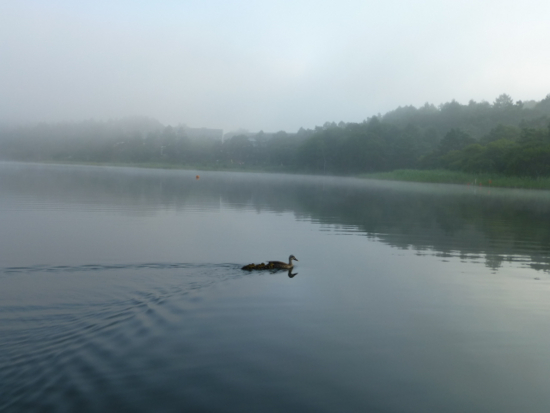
[420,124,550,177]
[296,94,550,176]
[295,119,435,173]
[2,94,550,177]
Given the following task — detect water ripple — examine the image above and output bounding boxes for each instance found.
[0,261,240,275]
[0,261,258,412]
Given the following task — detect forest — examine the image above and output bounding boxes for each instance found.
[1,93,550,177]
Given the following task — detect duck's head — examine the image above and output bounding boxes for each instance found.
[289,255,298,262]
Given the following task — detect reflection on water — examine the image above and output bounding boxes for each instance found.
[2,162,550,413]
[2,162,550,273]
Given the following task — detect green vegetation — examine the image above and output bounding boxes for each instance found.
[360,169,550,190]
[419,126,550,177]
[2,93,550,188]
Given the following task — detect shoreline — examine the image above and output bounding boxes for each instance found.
[6,161,550,190]
[359,169,550,190]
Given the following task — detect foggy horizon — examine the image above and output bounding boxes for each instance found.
[1,93,547,136]
[2,1,550,133]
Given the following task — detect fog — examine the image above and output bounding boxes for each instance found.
[2,0,550,132]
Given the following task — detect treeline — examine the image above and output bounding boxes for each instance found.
[296,94,550,175]
[1,94,550,176]
[420,126,550,177]
[0,117,312,169]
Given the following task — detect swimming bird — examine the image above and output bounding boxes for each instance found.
[267,255,298,270]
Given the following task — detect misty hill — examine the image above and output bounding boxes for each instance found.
[380,94,550,139]
[1,94,550,177]
[294,94,550,176]
[0,118,224,164]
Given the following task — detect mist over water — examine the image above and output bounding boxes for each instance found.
[2,162,550,412]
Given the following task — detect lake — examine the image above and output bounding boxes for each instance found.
[2,162,550,413]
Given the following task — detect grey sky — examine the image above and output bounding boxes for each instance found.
[2,0,550,132]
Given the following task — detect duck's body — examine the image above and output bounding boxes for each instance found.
[267,255,298,270]
[242,255,298,271]
[241,255,298,271]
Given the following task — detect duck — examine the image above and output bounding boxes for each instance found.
[267,255,298,270]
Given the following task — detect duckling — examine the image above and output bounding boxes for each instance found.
[267,255,298,270]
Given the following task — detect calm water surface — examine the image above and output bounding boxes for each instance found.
[2,162,550,412]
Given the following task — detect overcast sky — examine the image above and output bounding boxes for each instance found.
[2,0,550,132]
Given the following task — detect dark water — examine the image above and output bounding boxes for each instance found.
[2,162,550,412]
